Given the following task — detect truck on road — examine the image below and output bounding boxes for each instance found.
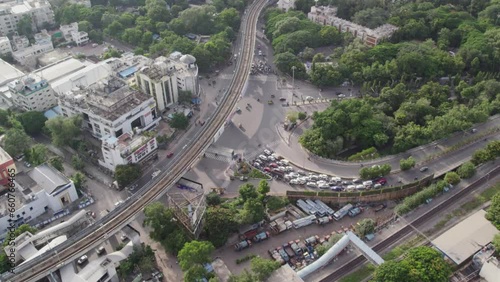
[234,240,252,251]
[253,231,270,242]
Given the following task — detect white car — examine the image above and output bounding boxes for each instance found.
[319,184,330,189]
[331,177,342,183]
[289,179,299,185]
[297,170,306,175]
[298,178,307,185]
[152,170,161,178]
[319,174,329,180]
[317,180,327,186]
[263,149,271,155]
[77,255,88,265]
[268,156,276,162]
[306,182,317,188]
[306,96,314,101]
[259,155,268,161]
[308,175,319,181]
[338,94,346,98]
[347,185,356,190]
[285,166,294,172]
[114,201,124,207]
[281,160,290,166]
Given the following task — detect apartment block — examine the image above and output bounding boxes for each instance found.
[7,72,56,111]
[135,52,199,113]
[60,22,89,46]
[12,29,54,68]
[0,36,11,54]
[0,0,55,36]
[308,5,398,47]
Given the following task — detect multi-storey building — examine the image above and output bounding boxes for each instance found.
[135,52,199,113]
[0,36,11,54]
[12,29,53,68]
[277,0,296,12]
[0,146,16,186]
[308,5,398,47]
[60,22,88,46]
[7,72,56,111]
[100,131,158,172]
[0,0,55,36]
[0,163,78,235]
[58,77,159,139]
[12,34,29,50]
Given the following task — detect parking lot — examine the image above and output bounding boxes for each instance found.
[249,148,390,192]
[214,199,394,275]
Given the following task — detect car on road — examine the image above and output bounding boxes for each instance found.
[77,255,88,265]
[420,167,429,172]
[305,96,314,101]
[114,201,124,207]
[96,246,106,255]
[259,155,268,161]
[279,97,286,101]
[167,152,174,158]
[338,94,346,98]
[120,234,128,242]
[376,178,387,185]
[263,149,271,155]
[152,170,161,178]
[306,182,317,188]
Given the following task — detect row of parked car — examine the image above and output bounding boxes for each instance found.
[234,231,271,251]
[268,234,333,268]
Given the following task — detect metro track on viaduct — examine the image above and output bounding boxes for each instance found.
[4,0,268,281]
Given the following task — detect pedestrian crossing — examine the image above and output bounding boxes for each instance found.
[204,152,232,163]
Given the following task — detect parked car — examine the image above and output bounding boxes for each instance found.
[420,167,429,172]
[167,152,174,158]
[96,246,106,255]
[77,255,88,265]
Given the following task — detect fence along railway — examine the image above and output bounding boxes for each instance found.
[4,0,268,281]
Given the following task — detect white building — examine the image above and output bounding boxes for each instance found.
[0,163,78,235]
[12,29,54,68]
[12,34,29,50]
[67,0,91,7]
[60,22,89,46]
[7,72,56,111]
[136,52,199,113]
[0,36,11,54]
[57,77,159,139]
[0,58,23,109]
[308,6,398,47]
[0,0,55,36]
[277,0,295,12]
[100,131,158,172]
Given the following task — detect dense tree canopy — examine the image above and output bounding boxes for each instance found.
[486,192,500,230]
[373,246,451,282]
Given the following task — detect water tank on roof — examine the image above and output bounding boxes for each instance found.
[180,54,196,65]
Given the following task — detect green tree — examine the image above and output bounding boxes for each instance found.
[257,180,270,197]
[178,90,193,104]
[184,264,209,282]
[457,161,476,179]
[250,256,280,281]
[169,113,189,130]
[71,172,86,190]
[18,111,47,135]
[206,192,221,206]
[45,116,82,147]
[204,207,237,247]
[298,112,307,120]
[399,156,416,171]
[486,192,500,230]
[71,155,85,170]
[49,157,64,172]
[2,128,30,156]
[178,240,215,272]
[373,246,451,282]
[114,164,141,188]
[238,183,258,202]
[17,15,33,37]
[143,203,190,255]
[241,198,265,224]
[492,234,500,253]
[444,171,461,185]
[356,218,375,237]
[26,144,47,166]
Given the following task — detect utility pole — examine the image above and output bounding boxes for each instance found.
[291,66,296,105]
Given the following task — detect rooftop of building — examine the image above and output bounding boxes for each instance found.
[0,146,12,164]
[0,59,24,86]
[0,36,9,43]
[267,265,305,282]
[138,52,197,80]
[18,163,72,195]
[0,186,27,217]
[58,76,153,121]
[35,57,88,82]
[480,256,500,282]
[60,22,78,31]
[432,209,499,265]
[0,0,51,13]
[7,73,49,96]
[103,131,154,156]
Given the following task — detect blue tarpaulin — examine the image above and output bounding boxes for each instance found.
[118,66,138,78]
[192,98,201,104]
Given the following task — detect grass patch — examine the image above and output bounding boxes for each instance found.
[248,169,269,179]
[236,254,256,264]
[339,264,375,282]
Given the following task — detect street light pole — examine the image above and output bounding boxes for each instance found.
[291,66,296,104]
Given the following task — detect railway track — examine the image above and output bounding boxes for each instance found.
[4,1,268,281]
[320,166,500,282]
